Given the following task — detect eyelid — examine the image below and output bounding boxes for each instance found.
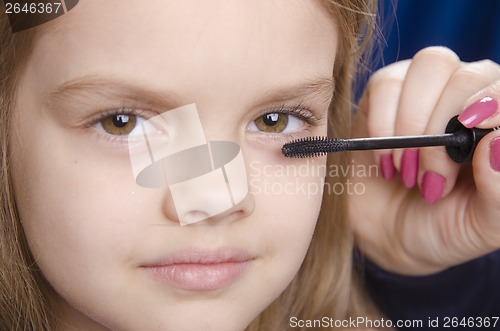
[249,103,324,133]
[259,103,322,126]
[85,108,157,128]
[84,108,158,149]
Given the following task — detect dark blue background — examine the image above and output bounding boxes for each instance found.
[382,0,500,64]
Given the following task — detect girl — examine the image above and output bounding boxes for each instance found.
[2,1,500,331]
[0,1,380,330]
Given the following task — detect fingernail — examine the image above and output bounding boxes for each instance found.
[458,96,498,128]
[490,137,500,172]
[401,149,419,188]
[380,154,395,180]
[421,171,446,204]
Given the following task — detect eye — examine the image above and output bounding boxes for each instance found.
[249,112,305,133]
[89,109,152,148]
[95,113,144,135]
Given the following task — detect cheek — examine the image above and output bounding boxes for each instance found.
[10,113,144,281]
[9,122,165,328]
[246,153,325,279]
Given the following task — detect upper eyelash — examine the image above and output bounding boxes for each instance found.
[84,108,155,149]
[259,103,322,125]
[88,104,321,131]
[87,103,321,142]
[86,108,153,128]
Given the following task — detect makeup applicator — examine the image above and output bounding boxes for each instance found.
[282,116,499,163]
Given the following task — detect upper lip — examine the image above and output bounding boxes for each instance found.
[140,247,255,267]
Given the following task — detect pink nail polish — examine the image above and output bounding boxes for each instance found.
[421,171,446,204]
[490,137,500,172]
[380,154,395,180]
[458,96,498,128]
[401,149,419,188]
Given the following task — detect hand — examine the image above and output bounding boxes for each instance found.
[349,47,500,275]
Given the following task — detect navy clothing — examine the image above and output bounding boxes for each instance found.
[363,250,500,330]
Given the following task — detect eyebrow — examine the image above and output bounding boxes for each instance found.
[47,76,182,111]
[258,76,334,106]
[47,75,334,111]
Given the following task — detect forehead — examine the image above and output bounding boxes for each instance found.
[28,0,338,103]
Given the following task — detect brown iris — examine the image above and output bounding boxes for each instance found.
[101,114,137,135]
[254,113,288,133]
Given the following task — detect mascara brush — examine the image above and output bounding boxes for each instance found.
[282,116,499,163]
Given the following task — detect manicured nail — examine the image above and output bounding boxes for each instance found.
[421,171,446,204]
[380,154,396,180]
[401,149,419,188]
[490,137,500,172]
[458,96,498,128]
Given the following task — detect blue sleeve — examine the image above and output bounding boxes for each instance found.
[363,250,500,324]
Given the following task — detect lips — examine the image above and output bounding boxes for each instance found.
[140,248,255,291]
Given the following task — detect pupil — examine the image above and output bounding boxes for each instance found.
[112,114,129,128]
[263,113,279,126]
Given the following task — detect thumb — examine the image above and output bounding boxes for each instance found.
[457,82,500,250]
[469,130,500,250]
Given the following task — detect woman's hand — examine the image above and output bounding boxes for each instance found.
[349,47,500,275]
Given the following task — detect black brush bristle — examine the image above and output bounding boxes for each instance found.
[282,136,348,158]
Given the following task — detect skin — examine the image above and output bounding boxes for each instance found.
[349,48,500,275]
[10,0,336,330]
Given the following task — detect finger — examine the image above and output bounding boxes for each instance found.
[459,76,500,130]
[420,60,500,203]
[394,47,461,188]
[364,60,411,180]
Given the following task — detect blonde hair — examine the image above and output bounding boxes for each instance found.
[0,1,380,330]
[247,1,381,329]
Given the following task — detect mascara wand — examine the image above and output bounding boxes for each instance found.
[282,116,499,163]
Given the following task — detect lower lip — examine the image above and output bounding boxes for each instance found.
[143,261,251,291]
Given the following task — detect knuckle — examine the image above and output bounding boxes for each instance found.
[412,46,460,69]
[458,60,499,78]
[489,79,500,93]
[475,59,499,71]
[451,65,493,91]
[370,73,404,92]
[368,60,410,90]
[478,78,500,99]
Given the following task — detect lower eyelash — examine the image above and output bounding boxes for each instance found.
[86,126,131,149]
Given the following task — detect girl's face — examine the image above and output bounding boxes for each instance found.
[10,1,337,330]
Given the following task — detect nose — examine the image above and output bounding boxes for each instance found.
[163,188,255,226]
[159,141,253,225]
[128,104,252,225]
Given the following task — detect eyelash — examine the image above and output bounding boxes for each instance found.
[87,103,322,147]
[86,108,149,126]
[86,108,153,148]
[262,104,320,125]
[249,103,322,139]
